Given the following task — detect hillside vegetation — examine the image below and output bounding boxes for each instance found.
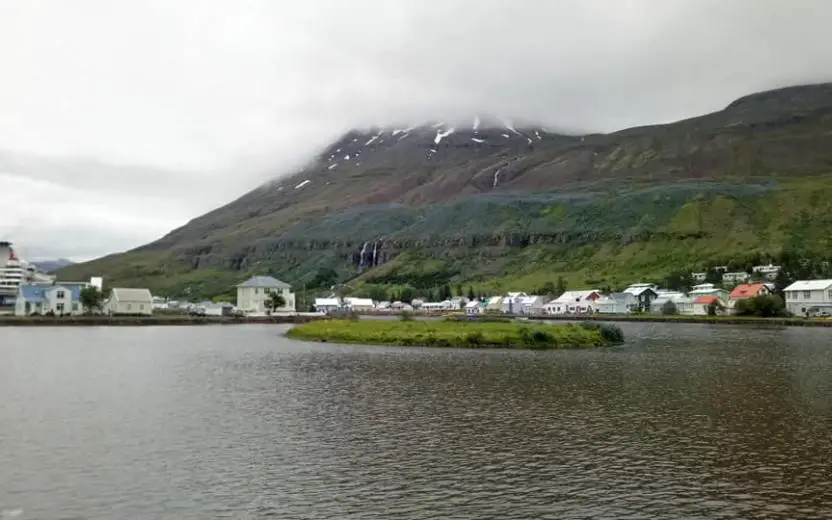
[57,83,832,300]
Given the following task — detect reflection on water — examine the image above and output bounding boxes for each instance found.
[1,323,831,519]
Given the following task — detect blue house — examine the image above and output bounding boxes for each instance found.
[15,283,86,316]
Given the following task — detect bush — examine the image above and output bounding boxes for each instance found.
[580,322,624,344]
[661,300,678,316]
[465,331,485,346]
[734,294,786,318]
[399,311,414,321]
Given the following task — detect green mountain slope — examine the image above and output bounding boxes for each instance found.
[58,84,832,300]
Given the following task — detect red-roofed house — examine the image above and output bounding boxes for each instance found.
[692,294,727,316]
[729,283,770,302]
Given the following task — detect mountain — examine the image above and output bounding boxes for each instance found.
[58,83,832,300]
[32,258,75,272]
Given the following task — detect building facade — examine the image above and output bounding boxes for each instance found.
[236,276,296,313]
[106,288,153,315]
[783,280,832,316]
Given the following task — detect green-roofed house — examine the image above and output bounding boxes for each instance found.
[236,276,295,314]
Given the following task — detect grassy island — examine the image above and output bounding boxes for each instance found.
[286,319,623,349]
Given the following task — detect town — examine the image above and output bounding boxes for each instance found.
[3,241,831,319]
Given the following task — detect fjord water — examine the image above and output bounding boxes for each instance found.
[1,324,831,519]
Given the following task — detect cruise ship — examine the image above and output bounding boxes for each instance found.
[0,241,55,309]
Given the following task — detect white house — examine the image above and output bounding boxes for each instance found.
[485,296,503,312]
[544,290,601,315]
[500,292,527,314]
[516,295,548,315]
[752,264,782,281]
[236,276,295,313]
[107,288,153,315]
[596,292,635,314]
[465,300,485,315]
[691,272,707,283]
[343,297,375,312]
[652,291,688,314]
[722,272,750,285]
[314,297,342,313]
[783,280,832,316]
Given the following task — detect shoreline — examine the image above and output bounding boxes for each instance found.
[0,315,325,327]
[529,314,832,327]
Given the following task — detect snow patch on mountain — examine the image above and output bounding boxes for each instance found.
[434,128,455,145]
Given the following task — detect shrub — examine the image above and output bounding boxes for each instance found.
[465,331,485,346]
[580,322,624,344]
[734,294,786,317]
[661,300,678,316]
[399,311,415,321]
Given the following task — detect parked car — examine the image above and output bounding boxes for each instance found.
[188,307,206,316]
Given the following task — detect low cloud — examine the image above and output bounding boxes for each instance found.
[2,0,831,260]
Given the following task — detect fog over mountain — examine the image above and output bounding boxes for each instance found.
[2,0,832,260]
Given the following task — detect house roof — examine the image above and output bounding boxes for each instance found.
[784,280,832,292]
[315,298,340,306]
[237,276,291,288]
[19,283,84,303]
[729,283,767,299]
[693,295,721,305]
[19,284,49,303]
[111,288,153,303]
[554,290,600,303]
[344,297,374,306]
[623,285,657,296]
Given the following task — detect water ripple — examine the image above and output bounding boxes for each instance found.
[1,323,831,519]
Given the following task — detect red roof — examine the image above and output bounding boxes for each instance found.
[694,295,720,305]
[729,283,766,299]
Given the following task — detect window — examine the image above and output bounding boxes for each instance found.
[56,303,64,313]
[139,304,144,310]
[127,303,132,311]
[72,303,79,311]
[803,291,812,300]
[56,290,65,299]
[827,289,832,301]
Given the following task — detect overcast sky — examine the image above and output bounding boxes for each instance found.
[2,0,832,261]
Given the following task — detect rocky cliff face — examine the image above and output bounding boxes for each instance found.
[59,83,832,298]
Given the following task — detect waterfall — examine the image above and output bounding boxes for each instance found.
[492,167,504,189]
[358,241,369,270]
[371,241,378,267]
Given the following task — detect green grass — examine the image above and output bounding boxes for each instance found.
[285,318,622,349]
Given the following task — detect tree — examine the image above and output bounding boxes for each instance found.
[79,286,104,314]
[735,294,786,318]
[467,286,476,301]
[455,284,464,297]
[705,267,722,285]
[555,276,568,298]
[707,300,724,316]
[664,270,693,292]
[539,281,556,298]
[367,286,389,303]
[440,284,452,301]
[264,291,286,315]
[399,286,416,304]
[661,300,678,316]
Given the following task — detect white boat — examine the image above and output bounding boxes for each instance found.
[0,242,55,307]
